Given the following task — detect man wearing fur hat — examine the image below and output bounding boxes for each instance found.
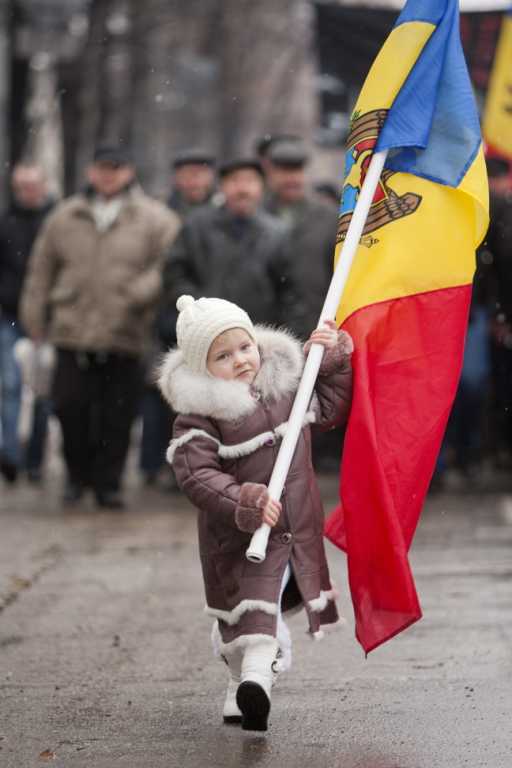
[20,146,181,508]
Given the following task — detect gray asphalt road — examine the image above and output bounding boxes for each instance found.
[0,473,511,768]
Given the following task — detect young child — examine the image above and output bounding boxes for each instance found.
[158,295,353,731]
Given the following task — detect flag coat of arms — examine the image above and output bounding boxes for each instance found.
[324,0,489,654]
[483,9,512,159]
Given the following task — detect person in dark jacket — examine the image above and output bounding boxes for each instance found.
[482,156,512,465]
[158,157,301,349]
[167,149,216,217]
[264,141,341,471]
[139,149,216,488]
[0,163,53,484]
[263,140,338,338]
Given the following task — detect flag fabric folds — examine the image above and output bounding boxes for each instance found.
[324,0,489,654]
[483,10,512,159]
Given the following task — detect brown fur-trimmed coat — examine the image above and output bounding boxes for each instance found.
[158,327,352,659]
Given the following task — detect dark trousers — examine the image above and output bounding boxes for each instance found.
[139,385,174,475]
[446,380,487,470]
[53,349,141,493]
[25,396,52,471]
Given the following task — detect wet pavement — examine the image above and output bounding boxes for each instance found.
[0,468,511,767]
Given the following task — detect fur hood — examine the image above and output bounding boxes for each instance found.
[157,325,304,421]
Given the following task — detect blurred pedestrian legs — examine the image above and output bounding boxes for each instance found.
[139,384,177,490]
[52,350,141,505]
[0,318,23,482]
[25,396,52,482]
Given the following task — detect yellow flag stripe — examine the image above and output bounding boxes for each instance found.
[483,14,512,158]
[354,22,435,113]
[336,149,485,327]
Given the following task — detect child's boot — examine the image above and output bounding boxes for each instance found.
[236,640,278,732]
[222,651,242,725]
[222,649,242,724]
[223,676,242,724]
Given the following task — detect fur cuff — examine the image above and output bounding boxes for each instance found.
[235,482,269,533]
[319,330,353,376]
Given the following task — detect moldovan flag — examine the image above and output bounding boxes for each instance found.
[324,0,489,654]
[483,9,512,159]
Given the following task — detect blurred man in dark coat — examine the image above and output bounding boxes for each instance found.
[264,140,341,471]
[483,155,512,464]
[158,157,300,349]
[0,163,53,484]
[167,149,216,217]
[263,140,339,340]
[139,149,217,488]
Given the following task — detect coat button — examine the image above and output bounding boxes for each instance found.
[280,532,292,544]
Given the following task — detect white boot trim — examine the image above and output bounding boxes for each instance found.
[205,599,278,626]
[308,587,339,613]
[311,618,347,641]
[214,631,280,657]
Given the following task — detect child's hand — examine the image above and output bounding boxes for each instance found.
[304,319,339,354]
[262,497,282,527]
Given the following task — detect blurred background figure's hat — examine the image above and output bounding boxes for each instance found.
[172,149,216,169]
[93,145,133,167]
[314,181,341,207]
[218,157,264,178]
[254,133,302,160]
[267,139,309,168]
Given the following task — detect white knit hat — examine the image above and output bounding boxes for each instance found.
[175,295,256,373]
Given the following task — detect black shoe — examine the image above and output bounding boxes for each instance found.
[143,471,158,487]
[95,490,125,510]
[236,681,270,732]
[0,457,18,484]
[27,468,43,484]
[62,481,84,505]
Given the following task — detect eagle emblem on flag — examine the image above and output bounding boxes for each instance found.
[337,109,422,246]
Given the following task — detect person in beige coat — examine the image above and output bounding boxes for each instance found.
[21,146,181,508]
[158,295,352,731]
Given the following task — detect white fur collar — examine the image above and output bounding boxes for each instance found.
[158,325,304,421]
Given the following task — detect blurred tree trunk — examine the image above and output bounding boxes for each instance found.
[60,0,133,194]
[58,0,318,196]
[0,0,12,207]
[59,0,109,193]
[217,0,317,157]
[24,54,63,196]
[130,0,219,197]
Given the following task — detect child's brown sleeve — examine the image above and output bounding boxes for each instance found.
[312,331,353,430]
[171,414,268,533]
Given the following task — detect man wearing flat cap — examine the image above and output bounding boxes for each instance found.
[168,149,217,217]
[264,139,339,338]
[264,139,341,470]
[158,156,301,350]
[255,133,302,178]
[20,145,181,508]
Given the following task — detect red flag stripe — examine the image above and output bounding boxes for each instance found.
[325,285,472,653]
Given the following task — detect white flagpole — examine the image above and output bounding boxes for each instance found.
[246,149,389,563]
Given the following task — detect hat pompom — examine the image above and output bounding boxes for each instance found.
[176,295,195,313]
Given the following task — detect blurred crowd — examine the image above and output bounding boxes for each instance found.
[0,136,511,506]
[0,135,343,507]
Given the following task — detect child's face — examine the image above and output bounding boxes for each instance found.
[206,328,260,383]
